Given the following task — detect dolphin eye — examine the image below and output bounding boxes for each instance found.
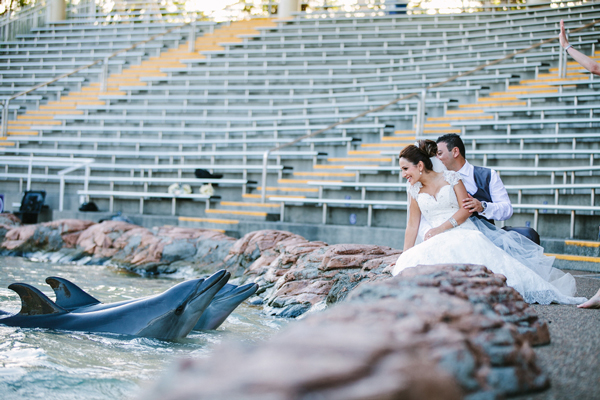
[175,305,184,315]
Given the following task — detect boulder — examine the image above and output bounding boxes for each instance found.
[244,241,400,317]
[139,264,549,400]
[0,219,95,254]
[75,223,236,274]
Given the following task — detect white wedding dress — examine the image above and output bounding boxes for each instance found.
[392,171,586,305]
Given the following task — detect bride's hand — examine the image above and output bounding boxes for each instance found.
[424,227,442,241]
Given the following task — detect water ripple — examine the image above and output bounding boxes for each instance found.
[0,256,287,399]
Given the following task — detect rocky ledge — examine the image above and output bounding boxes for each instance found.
[0,216,552,398]
[140,264,549,400]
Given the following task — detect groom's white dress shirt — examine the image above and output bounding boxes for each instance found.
[414,161,513,244]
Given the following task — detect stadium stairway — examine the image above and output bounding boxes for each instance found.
[3,18,277,139]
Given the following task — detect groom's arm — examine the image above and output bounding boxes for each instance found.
[480,170,513,221]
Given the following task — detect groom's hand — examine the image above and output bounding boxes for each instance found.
[462,194,483,213]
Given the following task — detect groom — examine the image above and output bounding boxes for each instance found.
[435,133,513,224]
[414,133,513,243]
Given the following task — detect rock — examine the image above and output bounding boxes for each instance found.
[0,213,21,228]
[0,220,237,274]
[0,220,555,398]
[223,229,318,278]
[140,265,550,400]
[245,242,400,317]
[0,219,95,255]
[140,316,463,400]
[391,264,550,346]
[76,223,236,274]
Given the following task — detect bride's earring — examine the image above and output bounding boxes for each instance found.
[419,170,422,175]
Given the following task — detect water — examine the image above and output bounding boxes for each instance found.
[0,256,288,400]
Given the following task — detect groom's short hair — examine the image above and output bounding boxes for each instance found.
[437,133,466,159]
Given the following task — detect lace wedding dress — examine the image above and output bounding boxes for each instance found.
[392,171,586,305]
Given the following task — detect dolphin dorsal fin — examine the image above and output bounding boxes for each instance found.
[45,277,101,311]
[8,283,67,316]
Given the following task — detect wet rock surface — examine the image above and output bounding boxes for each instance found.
[140,265,549,400]
[246,241,401,317]
[0,219,237,274]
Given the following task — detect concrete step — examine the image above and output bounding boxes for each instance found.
[326,156,393,163]
[459,101,526,108]
[543,238,600,272]
[205,208,279,221]
[253,186,318,195]
[0,137,15,146]
[361,142,407,149]
[292,171,356,178]
[219,201,280,210]
[177,216,239,235]
[426,115,494,121]
[243,193,308,199]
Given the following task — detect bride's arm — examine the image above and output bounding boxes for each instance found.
[424,181,472,240]
[404,196,421,251]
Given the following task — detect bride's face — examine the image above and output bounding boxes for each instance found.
[400,157,421,184]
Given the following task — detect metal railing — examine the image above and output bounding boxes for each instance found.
[0,1,48,42]
[0,156,94,211]
[57,158,94,211]
[259,18,600,202]
[0,17,209,136]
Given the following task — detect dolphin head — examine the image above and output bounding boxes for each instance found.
[193,282,259,331]
[135,270,230,340]
[212,283,259,307]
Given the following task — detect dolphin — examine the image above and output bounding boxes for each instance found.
[0,270,230,340]
[45,276,258,330]
[193,282,258,330]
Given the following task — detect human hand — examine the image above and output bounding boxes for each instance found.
[462,193,483,213]
[424,227,442,241]
[559,19,569,48]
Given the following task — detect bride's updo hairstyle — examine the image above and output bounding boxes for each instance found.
[399,139,438,171]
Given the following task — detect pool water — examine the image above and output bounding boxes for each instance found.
[0,256,287,400]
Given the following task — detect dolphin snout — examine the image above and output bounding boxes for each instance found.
[198,270,230,296]
[220,283,259,302]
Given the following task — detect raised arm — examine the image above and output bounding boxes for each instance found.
[403,195,421,251]
[560,19,600,76]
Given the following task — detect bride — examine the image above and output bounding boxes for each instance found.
[392,140,587,305]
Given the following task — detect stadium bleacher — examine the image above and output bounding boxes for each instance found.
[1,0,599,245]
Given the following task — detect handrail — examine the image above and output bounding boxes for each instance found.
[0,17,208,136]
[57,158,95,211]
[259,18,600,202]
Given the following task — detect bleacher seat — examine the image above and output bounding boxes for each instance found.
[1,1,599,239]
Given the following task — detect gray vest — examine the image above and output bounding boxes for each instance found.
[471,166,494,224]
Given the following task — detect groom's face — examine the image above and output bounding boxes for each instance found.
[436,142,454,169]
